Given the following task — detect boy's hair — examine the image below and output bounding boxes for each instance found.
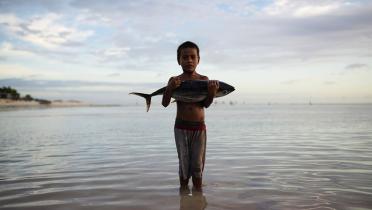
[177,41,200,64]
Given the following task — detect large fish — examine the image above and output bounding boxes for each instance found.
[130,80,235,112]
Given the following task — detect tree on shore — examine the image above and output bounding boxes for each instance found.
[1,86,51,104]
[0,86,20,100]
[24,94,33,101]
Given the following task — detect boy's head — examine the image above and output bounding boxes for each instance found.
[177,41,200,73]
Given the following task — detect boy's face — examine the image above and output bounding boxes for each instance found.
[178,47,199,73]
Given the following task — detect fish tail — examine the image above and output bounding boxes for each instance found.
[129,92,152,112]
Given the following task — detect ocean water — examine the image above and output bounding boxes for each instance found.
[0,104,372,210]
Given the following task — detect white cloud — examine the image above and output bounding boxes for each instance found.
[293,4,340,17]
[345,63,368,70]
[0,13,23,33]
[76,9,112,25]
[93,46,131,62]
[0,64,36,77]
[0,13,94,50]
[0,42,35,57]
[24,13,94,49]
[263,0,343,17]
[1,0,372,103]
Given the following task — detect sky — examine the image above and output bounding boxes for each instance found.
[0,0,371,104]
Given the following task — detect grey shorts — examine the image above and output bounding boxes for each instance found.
[174,120,207,180]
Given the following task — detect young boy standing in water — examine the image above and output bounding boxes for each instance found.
[162,41,219,191]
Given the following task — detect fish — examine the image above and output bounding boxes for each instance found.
[130,80,235,112]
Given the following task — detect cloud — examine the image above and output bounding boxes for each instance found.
[107,73,120,77]
[23,14,93,49]
[0,42,36,57]
[263,0,342,17]
[281,79,303,85]
[0,13,94,50]
[0,13,23,33]
[345,63,369,70]
[1,0,371,70]
[323,81,336,85]
[75,9,113,25]
[0,78,163,90]
[0,0,372,104]
[0,0,69,13]
[293,4,340,17]
[261,0,372,20]
[92,46,131,62]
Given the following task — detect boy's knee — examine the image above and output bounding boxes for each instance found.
[192,167,203,178]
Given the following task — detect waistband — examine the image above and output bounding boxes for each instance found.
[174,118,206,131]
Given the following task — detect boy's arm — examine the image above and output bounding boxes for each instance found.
[162,77,181,107]
[203,79,219,108]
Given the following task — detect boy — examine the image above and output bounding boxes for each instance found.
[162,41,219,191]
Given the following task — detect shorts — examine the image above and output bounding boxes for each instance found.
[174,119,207,180]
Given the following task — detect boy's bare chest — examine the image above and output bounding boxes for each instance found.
[179,74,205,81]
[177,101,203,111]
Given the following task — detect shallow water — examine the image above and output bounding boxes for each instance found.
[1,104,372,210]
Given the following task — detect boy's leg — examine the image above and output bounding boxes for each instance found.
[174,128,191,187]
[190,130,207,191]
[180,177,189,188]
[179,183,190,195]
[192,177,202,191]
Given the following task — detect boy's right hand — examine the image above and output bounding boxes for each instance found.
[167,77,181,90]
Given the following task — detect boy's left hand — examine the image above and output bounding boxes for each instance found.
[208,80,219,96]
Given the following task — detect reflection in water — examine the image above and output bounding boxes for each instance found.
[179,187,207,210]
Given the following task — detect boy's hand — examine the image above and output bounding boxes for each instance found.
[208,80,219,96]
[167,76,181,90]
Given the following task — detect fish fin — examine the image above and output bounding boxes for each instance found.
[129,92,152,112]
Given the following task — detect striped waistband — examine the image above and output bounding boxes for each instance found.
[174,118,206,131]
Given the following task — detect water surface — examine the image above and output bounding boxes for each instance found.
[1,104,372,209]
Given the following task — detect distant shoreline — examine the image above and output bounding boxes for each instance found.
[0,99,93,108]
[1,99,371,109]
